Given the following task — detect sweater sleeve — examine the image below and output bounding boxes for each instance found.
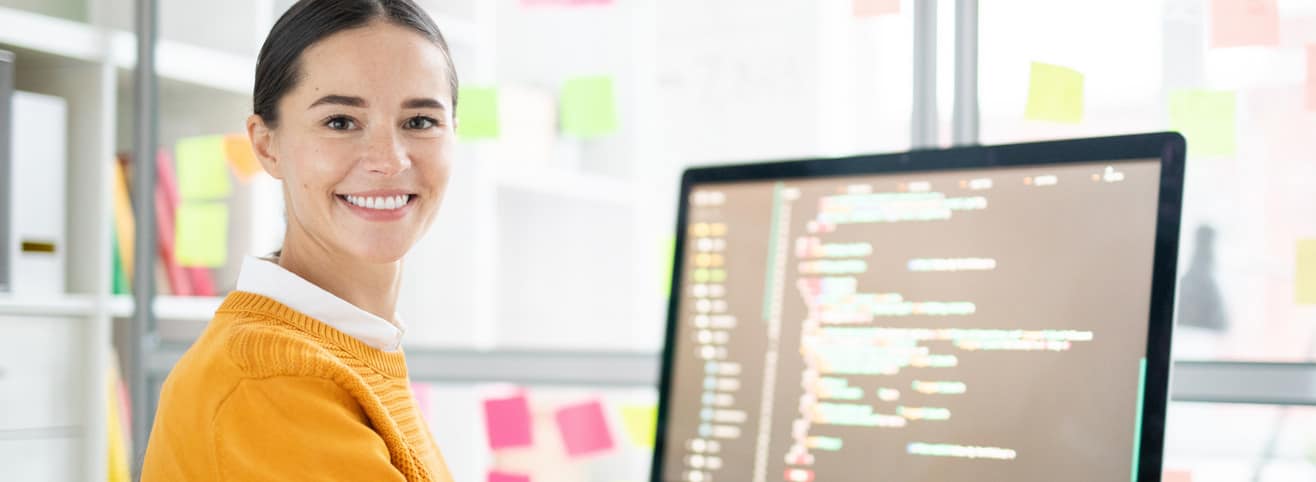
[212,375,408,481]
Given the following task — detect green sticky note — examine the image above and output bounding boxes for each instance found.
[618,403,657,449]
[1298,239,1316,305]
[1169,89,1237,158]
[1025,62,1084,124]
[560,76,618,138]
[175,202,228,268]
[457,86,500,140]
[176,135,232,200]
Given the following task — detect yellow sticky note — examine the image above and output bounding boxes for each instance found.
[618,403,657,449]
[1025,62,1084,124]
[223,134,262,181]
[457,86,500,140]
[175,202,228,268]
[1298,239,1316,305]
[1169,90,1237,158]
[176,135,232,200]
[560,76,618,138]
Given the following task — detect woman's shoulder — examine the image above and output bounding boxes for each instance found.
[205,308,352,380]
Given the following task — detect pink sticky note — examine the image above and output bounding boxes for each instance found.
[1307,45,1316,112]
[483,394,533,450]
[555,399,615,458]
[1163,470,1193,482]
[410,382,432,422]
[1211,0,1279,48]
[854,0,900,17]
[488,471,531,482]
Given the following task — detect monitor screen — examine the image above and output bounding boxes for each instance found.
[658,154,1168,482]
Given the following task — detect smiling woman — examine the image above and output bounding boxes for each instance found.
[140,1,458,481]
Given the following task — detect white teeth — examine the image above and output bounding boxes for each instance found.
[344,194,410,210]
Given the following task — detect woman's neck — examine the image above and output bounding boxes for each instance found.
[275,226,403,326]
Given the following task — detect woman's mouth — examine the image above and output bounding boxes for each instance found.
[335,192,418,221]
[337,193,416,210]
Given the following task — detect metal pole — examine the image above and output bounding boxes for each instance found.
[911,0,938,149]
[130,0,158,476]
[952,0,979,146]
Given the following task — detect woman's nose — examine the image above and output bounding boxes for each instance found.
[362,126,411,175]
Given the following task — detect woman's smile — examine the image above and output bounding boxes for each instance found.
[335,189,419,221]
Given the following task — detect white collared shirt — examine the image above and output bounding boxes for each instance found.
[235,255,406,352]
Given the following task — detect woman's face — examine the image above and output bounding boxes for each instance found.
[251,21,455,264]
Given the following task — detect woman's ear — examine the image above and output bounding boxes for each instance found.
[246,114,282,180]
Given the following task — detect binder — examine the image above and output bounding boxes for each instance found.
[9,89,67,295]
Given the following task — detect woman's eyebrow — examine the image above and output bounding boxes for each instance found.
[308,94,366,109]
[402,97,447,110]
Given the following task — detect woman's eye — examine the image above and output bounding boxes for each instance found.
[405,116,437,130]
[326,116,355,130]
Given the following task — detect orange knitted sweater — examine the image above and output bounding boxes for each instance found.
[141,291,453,481]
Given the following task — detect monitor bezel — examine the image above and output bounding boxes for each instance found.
[652,131,1186,482]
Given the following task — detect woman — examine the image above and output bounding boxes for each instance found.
[141,0,458,480]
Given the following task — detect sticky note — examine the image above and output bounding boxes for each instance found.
[1307,45,1316,112]
[1298,239,1316,305]
[1210,0,1278,48]
[1163,470,1193,482]
[457,86,500,140]
[618,403,657,449]
[1168,90,1237,158]
[410,382,432,422]
[854,0,899,17]
[175,202,228,268]
[483,393,533,450]
[1025,62,1084,124]
[555,399,615,457]
[223,134,262,181]
[560,76,618,138]
[488,471,531,482]
[175,135,232,200]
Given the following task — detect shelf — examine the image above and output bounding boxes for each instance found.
[109,295,225,322]
[0,294,97,318]
[111,31,255,95]
[0,6,255,95]
[497,168,635,205]
[0,7,105,64]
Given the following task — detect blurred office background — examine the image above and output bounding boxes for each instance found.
[1,0,1315,480]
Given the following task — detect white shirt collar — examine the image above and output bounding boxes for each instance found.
[235,255,406,352]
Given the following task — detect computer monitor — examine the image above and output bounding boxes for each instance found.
[653,133,1185,482]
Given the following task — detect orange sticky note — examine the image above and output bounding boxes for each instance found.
[854,0,899,17]
[223,134,262,181]
[1307,45,1316,112]
[1211,0,1279,48]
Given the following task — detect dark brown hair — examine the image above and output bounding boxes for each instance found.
[253,0,459,128]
